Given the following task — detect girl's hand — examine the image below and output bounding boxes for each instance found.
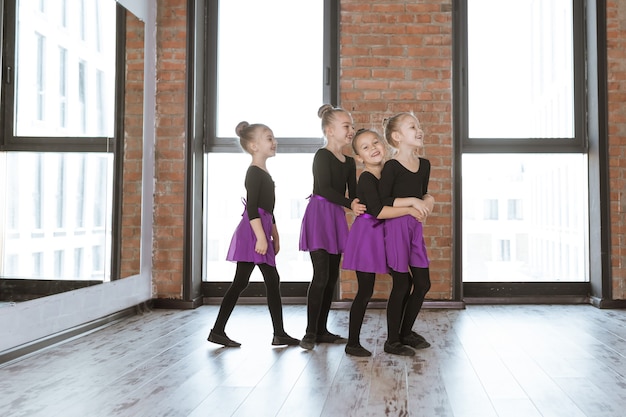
[423,194,435,213]
[411,199,430,218]
[272,237,280,255]
[255,237,269,255]
[351,198,366,216]
[408,207,426,222]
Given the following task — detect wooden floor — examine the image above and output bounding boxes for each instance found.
[1,304,625,417]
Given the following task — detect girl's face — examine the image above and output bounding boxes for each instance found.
[355,131,386,166]
[328,112,355,146]
[394,115,423,148]
[252,127,277,158]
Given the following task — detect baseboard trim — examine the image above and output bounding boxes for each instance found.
[589,297,626,309]
[0,305,140,366]
[463,296,589,305]
[152,296,204,310]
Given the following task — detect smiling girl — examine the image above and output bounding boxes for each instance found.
[379,112,435,355]
[342,129,427,357]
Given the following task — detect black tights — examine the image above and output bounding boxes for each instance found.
[386,267,431,343]
[347,271,375,346]
[212,262,287,336]
[305,249,341,336]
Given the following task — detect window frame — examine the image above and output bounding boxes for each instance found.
[0,0,118,152]
[204,0,339,153]
[0,0,127,286]
[198,1,340,300]
[453,0,612,303]
[458,0,587,154]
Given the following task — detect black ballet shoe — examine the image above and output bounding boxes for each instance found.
[400,332,431,349]
[410,331,427,342]
[384,341,415,356]
[316,331,348,344]
[299,333,316,350]
[272,334,300,346]
[345,344,372,357]
[207,329,241,347]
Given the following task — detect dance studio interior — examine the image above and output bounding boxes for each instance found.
[1,0,625,416]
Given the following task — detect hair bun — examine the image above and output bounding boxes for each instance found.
[235,121,250,137]
[317,104,334,119]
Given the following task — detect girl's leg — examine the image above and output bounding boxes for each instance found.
[400,267,431,346]
[208,262,255,346]
[301,250,330,348]
[257,263,299,346]
[384,270,414,356]
[386,270,411,344]
[257,263,286,335]
[346,271,375,352]
[315,253,342,336]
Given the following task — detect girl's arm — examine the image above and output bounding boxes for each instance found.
[377,205,425,221]
[313,150,352,208]
[271,223,280,255]
[250,218,268,255]
[392,197,429,217]
[244,167,269,254]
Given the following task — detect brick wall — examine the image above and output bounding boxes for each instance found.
[120,11,144,279]
[607,1,626,299]
[339,1,454,301]
[151,0,188,299]
[125,0,624,302]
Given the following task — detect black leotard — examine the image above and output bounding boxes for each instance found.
[356,171,383,217]
[379,158,430,206]
[245,165,275,222]
[311,148,357,209]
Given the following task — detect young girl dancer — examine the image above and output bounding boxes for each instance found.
[379,112,435,355]
[207,121,299,348]
[298,104,366,350]
[342,129,428,357]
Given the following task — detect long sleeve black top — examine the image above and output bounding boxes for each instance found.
[245,165,276,223]
[356,171,384,217]
[311,148,357,209]
[379,158,431,206]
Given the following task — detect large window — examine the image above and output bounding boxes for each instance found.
[458,0,589,286]
[1,0,120,293]
[203,0,337,286]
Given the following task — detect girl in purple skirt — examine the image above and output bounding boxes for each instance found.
[298,105,366,350]
[343,129,428,357]
[379,112,435,356]
[207,122,299,348]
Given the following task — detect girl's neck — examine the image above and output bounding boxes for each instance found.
[324,141,346,161]
[394,147,420,162]
[251,155,268,171]
[364,163,383,178]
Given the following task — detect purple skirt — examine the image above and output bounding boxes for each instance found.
[384,215,429,272]
[299,194,349,254]
[342,214,389,274]
[226,207,276,266]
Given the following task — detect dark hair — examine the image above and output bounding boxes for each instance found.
[318,104,350,137]
[351,128,382,154]
[382,112,415,148]
[235,121,269,153]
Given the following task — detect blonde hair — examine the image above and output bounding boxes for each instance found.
[382,112,417,149]
[235,121,269,154]
[318,104,350,137]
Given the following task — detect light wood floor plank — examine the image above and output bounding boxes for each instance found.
[2,305,626,417]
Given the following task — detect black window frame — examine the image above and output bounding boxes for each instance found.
[453,0,613,304]
[198,0,340,300]
[204,0,340,154]
[0,0,127,288]
[457,0,587,154]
